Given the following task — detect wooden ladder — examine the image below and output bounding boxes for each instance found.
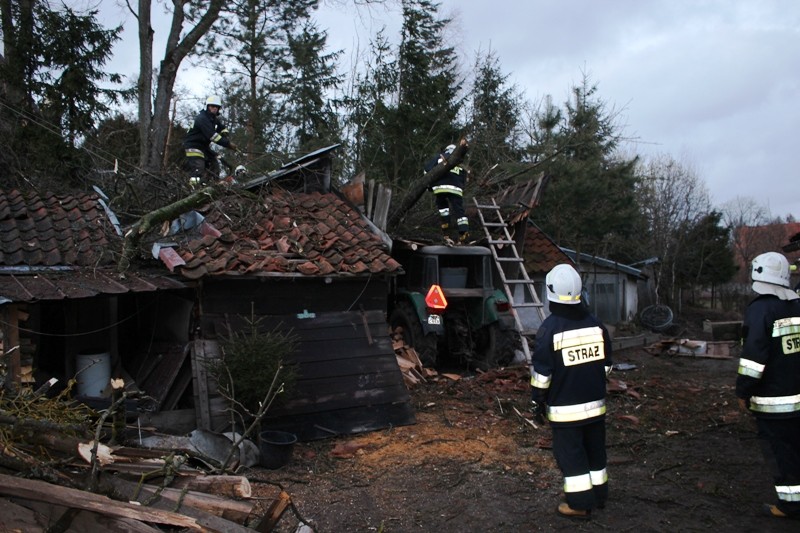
[473,198,547,364]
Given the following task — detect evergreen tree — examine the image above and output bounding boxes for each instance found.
[393,0,460,184]
[286,19,342,152]
[466,50,522,183]
[196,0,320,173]
[0,1,126,189]
[676,211,737,302]
[344,29,398,181]
[347,0,460,188]
[529,76,641,261]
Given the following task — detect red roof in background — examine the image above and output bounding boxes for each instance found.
[167,190,402,280]
[0,189,186,302]
[734,222,800,283]
[522,223,574,274]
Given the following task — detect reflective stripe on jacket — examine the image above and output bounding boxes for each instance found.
[736,294,800,418]
[531,304,613,427]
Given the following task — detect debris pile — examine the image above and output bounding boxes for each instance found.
[0,383,296,532]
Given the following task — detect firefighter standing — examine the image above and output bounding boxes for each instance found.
[183,95,239,187]
[736,251,800,520]
[531,264,613,520]
[424,142,469,243]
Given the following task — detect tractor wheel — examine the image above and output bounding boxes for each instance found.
[472,323,515,371]
[390,301,439,367]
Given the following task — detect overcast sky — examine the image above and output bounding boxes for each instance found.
[99,0,799,219]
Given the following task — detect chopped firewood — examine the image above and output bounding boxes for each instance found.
[169,474,253,498]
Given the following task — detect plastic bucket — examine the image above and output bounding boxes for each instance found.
[259,430,297,469]
[76,352,111,397]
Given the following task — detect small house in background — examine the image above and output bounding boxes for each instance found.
[561,248,646,325]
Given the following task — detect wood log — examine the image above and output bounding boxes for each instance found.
[0,473,204,531]
[256,491,291,533]
[14,498,164,533]
[102,474,256,524]
[169,474,253,498]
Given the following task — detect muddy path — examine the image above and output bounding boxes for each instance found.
[250,338,798,532]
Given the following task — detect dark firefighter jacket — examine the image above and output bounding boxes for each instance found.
[183,109,233,159]
[531,303,613,427]
[424,153,466,195]
[736,294,800,418]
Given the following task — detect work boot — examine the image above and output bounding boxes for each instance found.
[761,504,791,518]
[556,502,591,520]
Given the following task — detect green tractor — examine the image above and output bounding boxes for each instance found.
[388,242,519,371]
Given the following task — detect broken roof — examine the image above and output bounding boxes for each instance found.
[0,189,186,303]
[161,189,402,280]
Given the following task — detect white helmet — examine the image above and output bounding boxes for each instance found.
[751,252,799,301]
[752,252,791,287]
[206,95,223,108]
[546,264,582,305]
[444,144,456,155]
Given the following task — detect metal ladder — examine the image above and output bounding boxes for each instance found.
[473,197,546,363]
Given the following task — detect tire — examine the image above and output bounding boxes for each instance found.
[390,301,439,367]
[640,304,673,332]
[472,323,515,371]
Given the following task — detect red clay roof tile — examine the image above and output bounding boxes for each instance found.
[167,190,397,278]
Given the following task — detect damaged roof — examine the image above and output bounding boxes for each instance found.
[162,189,402,280]
[0,189,186,303]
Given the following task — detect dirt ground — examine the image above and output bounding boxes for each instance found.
[248,309,800,533]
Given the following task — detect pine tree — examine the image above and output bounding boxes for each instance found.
[346,0,461,188]
[0,1,126,189]
[466,49,522,185]
[529,76,641,261]
[286,19,342,153]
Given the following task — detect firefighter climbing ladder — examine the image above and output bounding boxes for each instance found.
[473,197,546,363]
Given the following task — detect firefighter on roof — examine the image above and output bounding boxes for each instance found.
[530,264,613,520]
[424,140,469,243]
[736,251,800,520]
[183,95,240,187]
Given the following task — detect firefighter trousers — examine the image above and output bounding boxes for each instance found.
[552,419,608,511]
[757,417,800,517]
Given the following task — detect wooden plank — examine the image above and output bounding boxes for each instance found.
[199,279,389,318]
[2,306,20,391]
[160,361,193,412]
[0,474,203,531]
[139,344,188,408]
[191,340,212,430]
[268,382,411,417]
[291,357,402,380]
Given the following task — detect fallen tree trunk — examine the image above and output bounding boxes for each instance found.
[386,138,469,230]
[118,184,228,272]
[170,474,253,498]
